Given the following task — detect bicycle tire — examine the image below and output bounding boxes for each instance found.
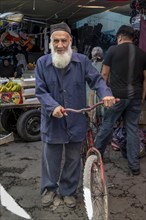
[83,154,108,220]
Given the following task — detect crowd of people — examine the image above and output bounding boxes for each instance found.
[35,22,146,209]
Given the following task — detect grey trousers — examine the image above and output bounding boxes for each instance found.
[41,142,82,196]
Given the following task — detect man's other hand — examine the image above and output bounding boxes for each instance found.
[102,96,116,107]
[52,106,67,118]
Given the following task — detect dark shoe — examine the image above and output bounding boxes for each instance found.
[63,196,76,208]
[41,190,56,207]
[131,169,140,175]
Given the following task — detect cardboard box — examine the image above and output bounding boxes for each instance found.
[0,91,23,104]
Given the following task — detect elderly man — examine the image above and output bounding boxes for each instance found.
[35,22,115,208]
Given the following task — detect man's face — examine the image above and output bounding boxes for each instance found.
[50,31,73,69]
[51,31,72,54]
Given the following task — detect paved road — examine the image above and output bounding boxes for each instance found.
[0,137,146,220]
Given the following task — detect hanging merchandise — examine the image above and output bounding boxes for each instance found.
[0,31,21,47]
[139,16,146,52]
[131,14,141,30]
[5,13,24,23]
[130,0,146,47]
[43,27,49,55]
[77,23,103,55]
[0,20,8,33]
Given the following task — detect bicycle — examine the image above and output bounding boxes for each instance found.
[64,101,109,220]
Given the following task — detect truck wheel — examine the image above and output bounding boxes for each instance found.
[1,109,23,133]
[17,109,41,142]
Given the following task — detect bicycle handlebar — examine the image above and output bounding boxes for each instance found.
[63,98,120,114]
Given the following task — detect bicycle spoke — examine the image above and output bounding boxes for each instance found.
[91,165,106,219]
[83,155,108,220]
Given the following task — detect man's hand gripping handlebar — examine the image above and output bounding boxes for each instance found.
[62,98,120,115]
[52,98,120,118]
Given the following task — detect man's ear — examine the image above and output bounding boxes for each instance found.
[117,35,122,44]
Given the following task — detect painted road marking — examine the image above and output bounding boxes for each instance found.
[0,184,32,219]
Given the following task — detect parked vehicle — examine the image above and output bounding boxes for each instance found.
[0,73,41,142]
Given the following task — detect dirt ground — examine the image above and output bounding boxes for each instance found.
[0,135,146,220]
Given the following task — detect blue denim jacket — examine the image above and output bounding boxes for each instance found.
[35,52,112,143]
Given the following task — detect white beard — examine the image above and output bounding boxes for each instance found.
[50,43,73,69]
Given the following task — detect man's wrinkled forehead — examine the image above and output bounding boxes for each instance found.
[51,31,72,44]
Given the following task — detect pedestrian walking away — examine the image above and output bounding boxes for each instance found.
[88,46,104,122]
[95,25,146,176]
[35,22,115,209]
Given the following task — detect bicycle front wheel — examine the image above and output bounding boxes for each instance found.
[83,155,108,220]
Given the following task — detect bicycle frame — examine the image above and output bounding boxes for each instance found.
[63,100,116,220]
[85,121,106,188]
[64,101,107,187]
